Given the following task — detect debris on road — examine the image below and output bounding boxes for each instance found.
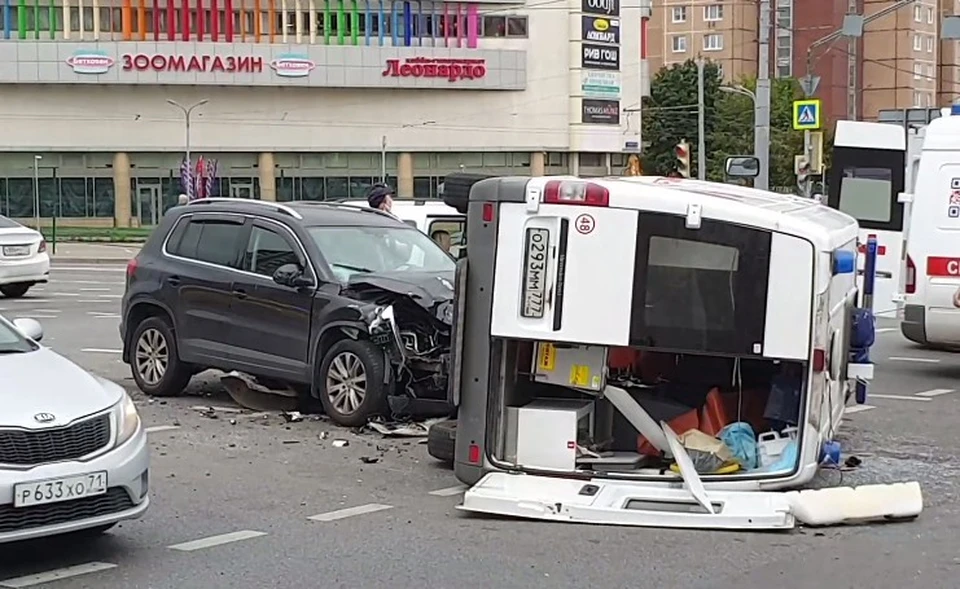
[360,456,380,464]
[220,371,298,412]
[283,411,304,423]
[366,417,445,438]
[332,439,350,448]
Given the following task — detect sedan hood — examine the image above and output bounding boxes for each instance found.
[0,347,123,429]
[345,270,455,325]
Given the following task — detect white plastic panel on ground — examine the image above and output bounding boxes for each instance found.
[490,202,638,346]
[763,232,814,360]
[459,472,795,530]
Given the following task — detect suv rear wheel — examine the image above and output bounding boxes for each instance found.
[318,339,387,427]
[131,316,192,397]
[0,283,31,298]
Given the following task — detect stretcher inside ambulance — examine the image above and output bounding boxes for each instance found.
[448,176,920,529]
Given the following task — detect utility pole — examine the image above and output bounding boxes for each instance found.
[755,0,771,191]
[696,57,706,180]
[166,98,209,174]
[33,155,41,232]
[380,135,387,182]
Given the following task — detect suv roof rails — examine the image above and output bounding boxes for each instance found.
[187,197,304,220]
[291,200,396,220]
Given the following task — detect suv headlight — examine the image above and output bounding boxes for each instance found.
[115,392,141,446]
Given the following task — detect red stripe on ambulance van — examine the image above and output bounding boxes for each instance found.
[927,257,960,277]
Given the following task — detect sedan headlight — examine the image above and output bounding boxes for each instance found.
[115,392,141,446]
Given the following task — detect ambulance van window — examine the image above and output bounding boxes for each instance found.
[629,213,771,355]
[836,167,893,223]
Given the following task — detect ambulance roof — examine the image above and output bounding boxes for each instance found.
[917,112,960,151]
[578,176,859,251]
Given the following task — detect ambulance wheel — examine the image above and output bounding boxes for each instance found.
[427,419,457,467]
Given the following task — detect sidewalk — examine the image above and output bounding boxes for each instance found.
[49,242,141,265]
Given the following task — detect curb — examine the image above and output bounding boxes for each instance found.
[50,257,131,266]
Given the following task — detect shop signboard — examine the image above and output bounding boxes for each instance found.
[581,43,620,70]
[582,99,620,125]
[581,71,621,98]
[581,16,620,45]
[581,0,619,17]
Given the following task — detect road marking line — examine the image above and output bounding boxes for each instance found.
[97,294,123,299]
[869,394,932,402]
[916,388,956,398]
[888,356,941,363]
[428,485,468,497]
[168,530,267,551]
[0,562,118,588]
[93,314,121,319]
[145,425,180,434]
[875,327,896,333]
[80,288,111,292]
[307,503,394,522]
[13,315,58,320]
[50,266,126,272]
[844,404,876,414]
[78,299,114,303]
[50,292,80,297]
[80,348,122,354]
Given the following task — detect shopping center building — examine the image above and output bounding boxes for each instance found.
[0,0,650,226]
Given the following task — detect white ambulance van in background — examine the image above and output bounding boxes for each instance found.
[900,104,960,347]
[340,199,465,257]
[826,121,907,317]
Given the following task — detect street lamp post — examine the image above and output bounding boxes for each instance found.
[33,155,42,232]
[165,98,209,180]
[720,85,767,191]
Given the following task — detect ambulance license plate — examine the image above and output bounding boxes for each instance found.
[521,228,549,318]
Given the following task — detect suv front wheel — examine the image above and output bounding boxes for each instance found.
[318,339,388,427]
[130,316,193,397]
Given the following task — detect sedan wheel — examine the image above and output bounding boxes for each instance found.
[325,351,367,416]
[135,328,168,386]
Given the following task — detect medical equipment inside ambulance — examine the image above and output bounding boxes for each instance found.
[449,176,919,529]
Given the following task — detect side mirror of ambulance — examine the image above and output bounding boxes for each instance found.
[812,193,825,204]
[724,156,760,179]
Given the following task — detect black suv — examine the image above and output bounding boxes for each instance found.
[120,198,456,426]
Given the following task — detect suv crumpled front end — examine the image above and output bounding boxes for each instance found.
[344,271,455,419]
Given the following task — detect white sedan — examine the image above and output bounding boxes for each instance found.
[0,216,50,298]
[0,315,150,543]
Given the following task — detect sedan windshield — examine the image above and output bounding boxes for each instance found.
[0,319,35,354]
[308,225,455,280]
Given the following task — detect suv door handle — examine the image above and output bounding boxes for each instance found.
[166,276,181,286]
[233,288,248,300]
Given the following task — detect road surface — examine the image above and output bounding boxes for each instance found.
[0,264,957,589]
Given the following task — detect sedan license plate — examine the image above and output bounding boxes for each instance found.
[2,245,30,257]
[14,471,108,508]
[521,228,550,318]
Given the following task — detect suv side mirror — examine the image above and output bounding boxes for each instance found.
[272,263,313,288]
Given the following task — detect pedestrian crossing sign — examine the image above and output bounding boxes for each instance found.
[793,99,822,130]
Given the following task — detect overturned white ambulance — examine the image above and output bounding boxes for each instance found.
[445,175,922,530]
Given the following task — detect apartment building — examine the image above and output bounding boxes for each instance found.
[646,0,758,81]
[650,0,957,123]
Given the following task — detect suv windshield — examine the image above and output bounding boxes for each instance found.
[308,225,455,280]
[0,319,35,354]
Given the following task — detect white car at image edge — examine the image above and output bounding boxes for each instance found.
[0,216,50,298]
[0,315,150,544]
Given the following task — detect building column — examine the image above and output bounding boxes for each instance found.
[530,151,546,176]
[258,152,276,201]
[397,152,414,198]
[113,152,131,228]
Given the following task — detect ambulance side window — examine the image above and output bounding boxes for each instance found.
[836,167,893,223]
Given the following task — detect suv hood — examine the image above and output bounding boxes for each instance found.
[0,347,123,428]
[345,270,455,325]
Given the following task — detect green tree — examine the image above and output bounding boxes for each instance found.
[709,77,806,188]
[641,60,723,177]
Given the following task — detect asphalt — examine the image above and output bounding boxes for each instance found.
[0,264,958,589]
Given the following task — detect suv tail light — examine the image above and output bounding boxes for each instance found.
[543,180,609,207]
[126,257,139,281]
[37,239,46,253]
[905,254,916,294]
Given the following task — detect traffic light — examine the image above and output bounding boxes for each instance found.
[675,141,691,178]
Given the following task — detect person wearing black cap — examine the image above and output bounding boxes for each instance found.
[366,183,395,214]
